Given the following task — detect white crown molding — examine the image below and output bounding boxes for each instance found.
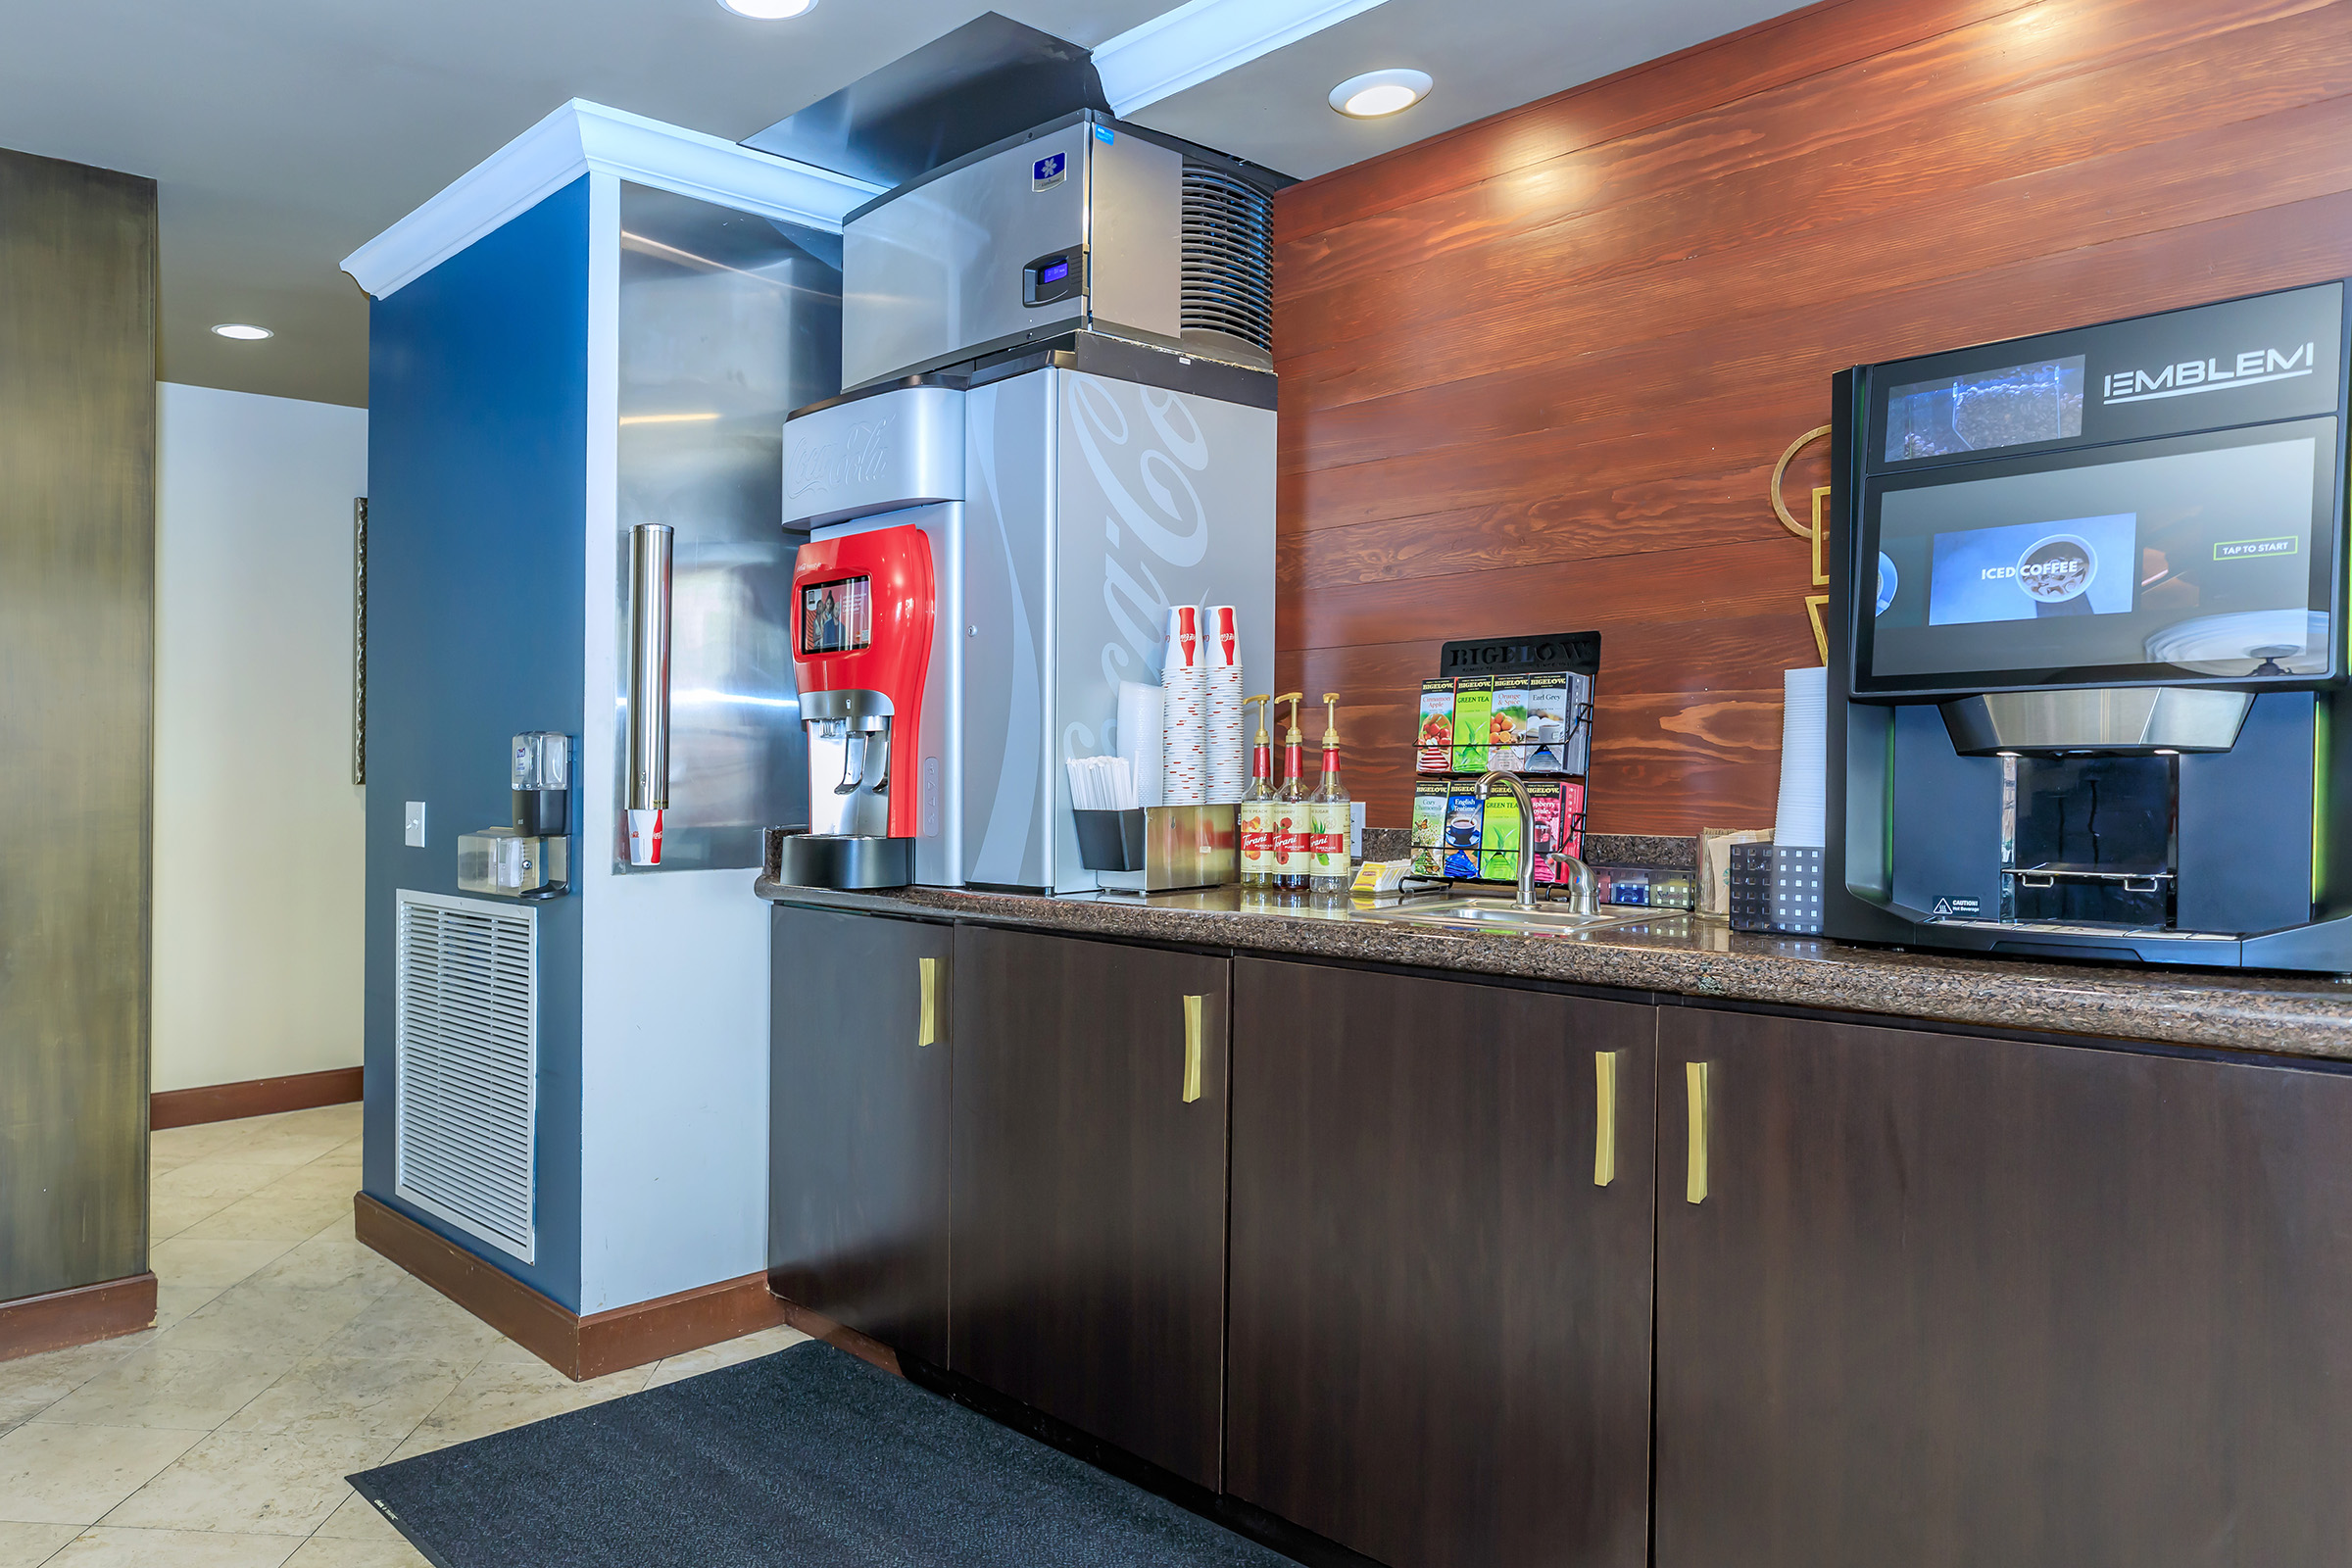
[1093,0,1393,118]
[343,99,883,299]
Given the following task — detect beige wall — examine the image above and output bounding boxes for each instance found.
[153,381,367,1093]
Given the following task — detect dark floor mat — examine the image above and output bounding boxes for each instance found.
[347,1339,1294,1568]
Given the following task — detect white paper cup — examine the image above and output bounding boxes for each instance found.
[627,808,664,866]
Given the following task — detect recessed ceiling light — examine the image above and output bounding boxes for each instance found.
[1329,69,1432,119]
[719,0,815,17]
[211,322,272,340]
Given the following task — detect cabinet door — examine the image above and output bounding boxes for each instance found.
[1227,957,1658,1568]
[767,905,953,1367]
[950,926,1230,1489]
[1655,1006,2352,1568]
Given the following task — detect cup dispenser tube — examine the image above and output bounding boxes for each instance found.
[627,522,672,866]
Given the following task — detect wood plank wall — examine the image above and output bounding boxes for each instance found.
[1270,0,2352,833]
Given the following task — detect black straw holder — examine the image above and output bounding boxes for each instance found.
[1072,808,1149,872]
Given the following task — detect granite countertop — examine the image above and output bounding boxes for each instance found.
[754,859,2352,1062]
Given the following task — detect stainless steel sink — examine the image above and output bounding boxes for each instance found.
[1356,897,1663,935]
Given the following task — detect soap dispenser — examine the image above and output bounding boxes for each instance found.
[1307,693,1351,896]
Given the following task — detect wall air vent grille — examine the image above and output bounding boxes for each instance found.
[1180,162,1274,358]
[393,890,536,1263]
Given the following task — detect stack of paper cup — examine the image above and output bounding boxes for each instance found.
[1160,605,1207,807]
[1202,604,1246,805]
[1773,664,1828,848]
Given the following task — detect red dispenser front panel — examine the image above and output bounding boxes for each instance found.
[792,525,936,841]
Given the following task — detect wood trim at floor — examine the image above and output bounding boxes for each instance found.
[152,1066,364,1130]
[0,1272,158,1364]
[354,1192,788,1382]
[769,1295,903,1379]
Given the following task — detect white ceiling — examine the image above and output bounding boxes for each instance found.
[0,0,1792,408]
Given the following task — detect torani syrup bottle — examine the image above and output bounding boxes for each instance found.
[1237,695,1277,888]
[1306,692,1352,896]
[1272,692,1308,892]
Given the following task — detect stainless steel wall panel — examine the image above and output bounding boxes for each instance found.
[613,184,840,869]
[0,149,156,1302]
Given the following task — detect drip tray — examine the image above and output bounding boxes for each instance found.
[774,832,915,890]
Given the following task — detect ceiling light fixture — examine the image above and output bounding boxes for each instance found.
[211,322,272,340]
[718,0,815,18]
[1329,68,1431,119]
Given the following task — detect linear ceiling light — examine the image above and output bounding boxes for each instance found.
[1094,0,1393,118]
[1329,68,1431,117]
[719,0,816,17]
[211,322,272,340]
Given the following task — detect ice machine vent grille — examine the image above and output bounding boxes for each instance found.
[1180,162,1273,356]
[393,890,536,1263]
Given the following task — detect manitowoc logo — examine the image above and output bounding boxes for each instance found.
[2101,342,2317,405]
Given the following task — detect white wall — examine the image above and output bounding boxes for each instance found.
[154,382,368,1093]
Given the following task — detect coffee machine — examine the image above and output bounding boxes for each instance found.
[1825,279,2352,971]
[778,523,938,889]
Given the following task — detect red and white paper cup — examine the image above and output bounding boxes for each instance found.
[627,808,665,866]
[1161,606,1208,808]
[1202,605,1246,805]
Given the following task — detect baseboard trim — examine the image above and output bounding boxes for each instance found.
[152,1066,364,1130]
[0,1272,158,1364]
[354,1193,787,1382]
[767,1293,904,1379]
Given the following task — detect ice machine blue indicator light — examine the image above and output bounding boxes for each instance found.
[1040,260,1069,285]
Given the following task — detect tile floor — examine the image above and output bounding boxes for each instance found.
[0,1102,808,1566]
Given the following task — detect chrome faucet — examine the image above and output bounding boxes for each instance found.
[1476,769,1598,915]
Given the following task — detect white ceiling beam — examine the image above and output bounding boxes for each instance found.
[1092,0,1393,119]
[342,99,882,300]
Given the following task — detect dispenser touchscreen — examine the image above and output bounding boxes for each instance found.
[1861,421,2335,688]
[799,576,872,655]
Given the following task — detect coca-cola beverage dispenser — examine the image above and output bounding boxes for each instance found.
[775,524,938,889]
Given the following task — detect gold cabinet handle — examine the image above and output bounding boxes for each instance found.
[918,956,941,1048]
[1686,1060,1711,1204]
[1593,1051,1623,1187]
[1181,994,1206,1103]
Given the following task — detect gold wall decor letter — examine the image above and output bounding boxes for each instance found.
[1770,424,1834,666]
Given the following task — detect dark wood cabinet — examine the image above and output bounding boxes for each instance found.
[950,926,1231,1490]
[767,904,953,1367]
[1226,957,1659,1568]
[1654,1005,2352,1568]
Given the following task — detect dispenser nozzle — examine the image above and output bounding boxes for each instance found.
[1246,694,1272,745]
[1277,691,1304,744]
[1321,692,1342,747]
